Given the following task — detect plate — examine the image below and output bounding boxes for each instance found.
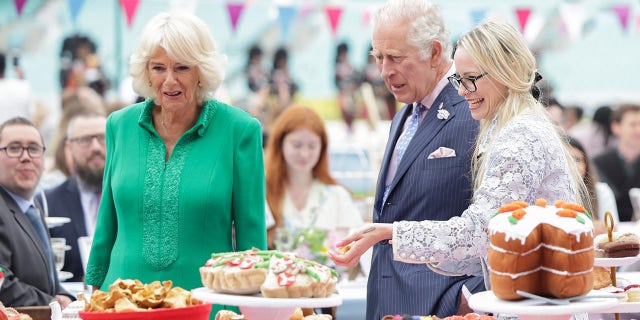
[191,287,342,308]
[46,217,71,228]
[468,290,620,317]
[594,254,640,267]
[58,271,73,281]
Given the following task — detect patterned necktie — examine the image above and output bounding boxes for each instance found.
[396,102,427,164]
[25,205,56,289]
[383,103,427,203]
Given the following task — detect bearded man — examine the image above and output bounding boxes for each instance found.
[46,111,107,282]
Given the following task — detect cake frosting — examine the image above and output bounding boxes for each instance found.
[488,199,595,300]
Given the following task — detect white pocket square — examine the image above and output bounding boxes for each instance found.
[428,147,456,159]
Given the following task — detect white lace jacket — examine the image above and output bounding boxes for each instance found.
[392,112,577,277]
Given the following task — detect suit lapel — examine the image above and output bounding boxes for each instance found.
[387,87,465,198]
[1,188,49,265]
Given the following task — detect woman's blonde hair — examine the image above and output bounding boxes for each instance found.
[457,21,591,211]
[129,12,227,104]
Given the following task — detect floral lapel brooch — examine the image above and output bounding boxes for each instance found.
[436,102,450,120]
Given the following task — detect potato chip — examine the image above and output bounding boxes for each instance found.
[162,287,190,308]
[114,298,142,312]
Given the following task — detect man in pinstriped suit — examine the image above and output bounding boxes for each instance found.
[331,1,484,318]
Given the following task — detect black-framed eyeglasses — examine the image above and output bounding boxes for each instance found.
[68,134,106,148]
[448,72,488,93]
[0,144,46,158]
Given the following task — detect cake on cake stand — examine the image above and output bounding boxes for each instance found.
[468,290,620,320]
[192,287,342,320]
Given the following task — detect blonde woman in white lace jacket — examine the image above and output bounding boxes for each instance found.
[329,21,589,279]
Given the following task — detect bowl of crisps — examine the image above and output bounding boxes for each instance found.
[79,278,211,320]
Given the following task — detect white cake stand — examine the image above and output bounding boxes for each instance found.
[468,290,620,320]
[192,287,342,320]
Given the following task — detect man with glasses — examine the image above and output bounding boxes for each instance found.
[0,117,73,307]
[45,111,106,282]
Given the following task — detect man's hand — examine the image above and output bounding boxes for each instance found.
[53,294,72,309]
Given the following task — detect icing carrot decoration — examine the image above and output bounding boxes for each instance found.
[512,209,526,220]
[498,203,525,213]
[511,201,529,208]
[556,209,578,218]
[561,202,586,213]
[535,198,547,207]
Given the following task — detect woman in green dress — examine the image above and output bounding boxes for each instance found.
[84,12,267,316]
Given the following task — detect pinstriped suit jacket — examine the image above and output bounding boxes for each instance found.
[367,83,484,319]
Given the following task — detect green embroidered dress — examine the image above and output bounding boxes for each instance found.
[85,100,266,315]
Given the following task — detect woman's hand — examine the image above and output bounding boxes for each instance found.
[328,223,392,267]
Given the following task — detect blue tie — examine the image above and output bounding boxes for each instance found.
[396,102,426,164]
[25,205,56,289]
[383,103,427,202]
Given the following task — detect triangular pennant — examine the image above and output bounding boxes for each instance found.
[277,5,297,43]
[325,6,343,37]
[523,13,546,45]
[362,7,372,28]
[169,0,197,13]
[559,2,586,42]
[14,0,27,16]
[299,0,314,19]
[68,0,86,24]
[471,8,487,26]
[119,0,141,28]
[612,4,631,32]
[226,2,245,33]
[515,8,532,33]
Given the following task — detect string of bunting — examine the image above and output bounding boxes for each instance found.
[9,0,640,39]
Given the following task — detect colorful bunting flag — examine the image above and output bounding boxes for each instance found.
[14,0,27,16]
[362,7,372,28]
[68,0,86,24]
[515,8,532,34]
[325,6,343,37]
[277,5,297,43]
[471,8,487,27]
[119,0,141,28]
[612,4,630,33]
[226,2,245,33]
[299,0,314,19]
[559,2,586,42]
[169,0,197,14]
